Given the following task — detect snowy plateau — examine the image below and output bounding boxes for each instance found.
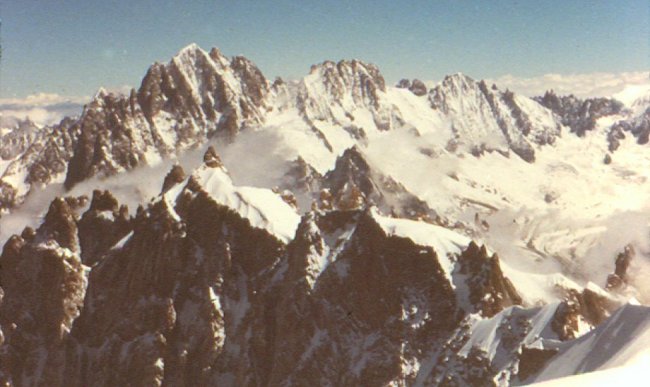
[1,43,650,386]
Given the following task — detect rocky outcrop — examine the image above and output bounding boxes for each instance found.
[535,91,624,136]
[161,164,186,193]
[320,146,438,221]
[606,245,634,291]
[396,78,428,96]
[607,107,650,151]
[2,42,650,386]
[454,242,522,318]
[268,210,460,385]
[77,190,131,266]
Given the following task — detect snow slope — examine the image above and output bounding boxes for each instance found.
[528,304,650,384]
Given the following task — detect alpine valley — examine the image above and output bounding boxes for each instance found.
[1,44,650,386]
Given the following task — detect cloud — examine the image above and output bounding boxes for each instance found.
[485,71,650,99]
[0,93,88,107]
[0,93,88,127]
[0,86,132,129]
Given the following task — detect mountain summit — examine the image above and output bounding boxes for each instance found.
[1,43,649,386]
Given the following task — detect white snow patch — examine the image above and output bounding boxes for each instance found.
[170,165,301,243]
[371,208,470,279]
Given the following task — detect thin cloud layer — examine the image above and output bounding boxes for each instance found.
[0,93,88,127]
[0,86,136,128]
[486,71,650,99]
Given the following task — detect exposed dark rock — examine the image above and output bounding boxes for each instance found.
[431,75,562,163]
[409,79,428,96]
[396,79,427,96]
[63,45,269,190]
[606,245,634,291]
[321,146,437,221]
[161,164,186,193]
[77,190,132,266]
[517,347,559,381]
[202,146,223,168]
[0,118,80,211]
[455,242,522,317]
[608,108,650,151]
[0,197,85,386]
[396,79,411,89]
[535,91,624,136]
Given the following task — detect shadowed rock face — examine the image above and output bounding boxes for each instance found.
[77,190,132,266]
[0,150,592,386]
[0,181,542,386]
[0,198,85,386]
[297,59,400,137]
[161,164,186,193]
[269,210,460,385]
[0,180,632,385]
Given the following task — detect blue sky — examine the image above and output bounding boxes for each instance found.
[1,0,648,98]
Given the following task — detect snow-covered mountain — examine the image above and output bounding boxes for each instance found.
[1,43,649,386]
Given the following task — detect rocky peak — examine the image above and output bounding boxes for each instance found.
[88,189,119,212]
[162,43,269,131]
[269,209,460,385]
[396,78,411,89]
[298,59,398,132]
[608,107,650,151]
[161,164,186,193]
[435,73,477,97]
[454,242,522,317]
[281,156,323,193]
[0,118,40,160]
[39,197,79,252]
[309,59,386,93]
[203,145,223,168]
[78,190,131,265]
[62,44,270,191]
[326,146,372,190]
[0,115,80,211]
[321,146,375,211]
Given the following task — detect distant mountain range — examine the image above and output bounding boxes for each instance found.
[1,43,650,386]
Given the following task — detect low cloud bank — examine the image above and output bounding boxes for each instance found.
[486,71,650,99]
[0,93,87,127]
